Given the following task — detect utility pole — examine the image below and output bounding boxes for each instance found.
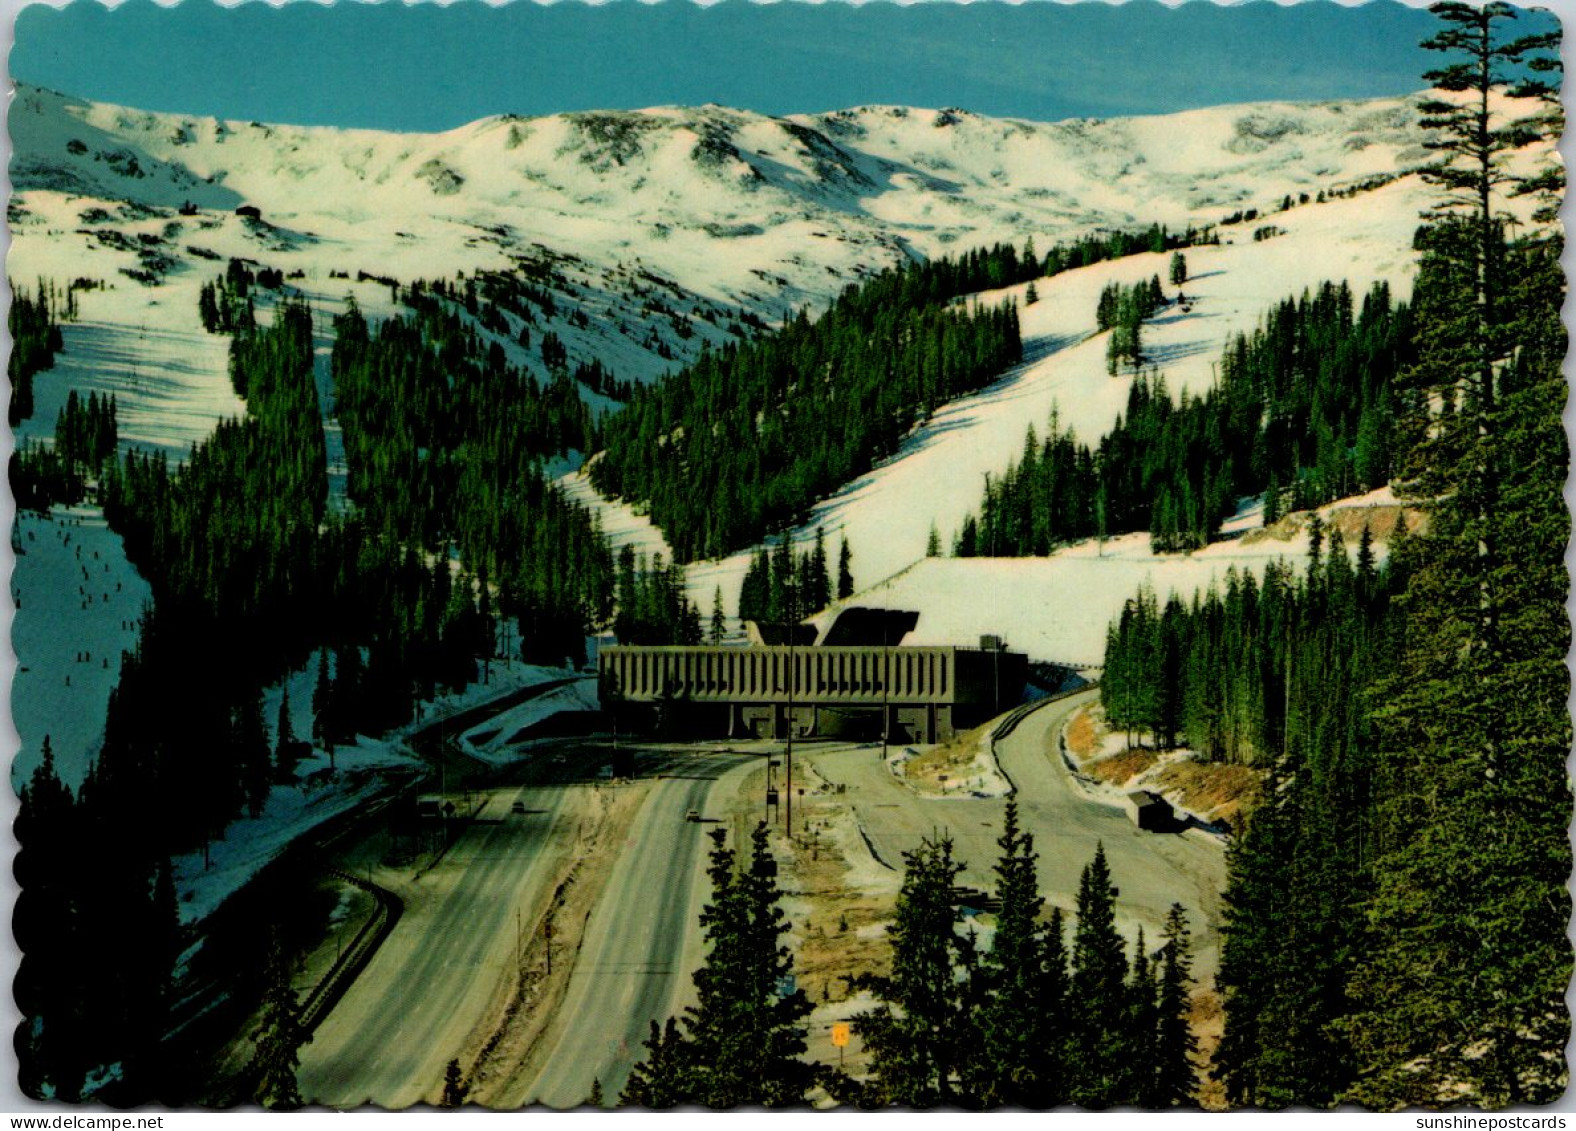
[881,622,890,762]
[785,636,794,838]
[783,578,800,837]
[994,639,1001,715]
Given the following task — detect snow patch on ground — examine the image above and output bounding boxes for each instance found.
[461,677,602,763]
[891,730,1012,801]
[581,173,1443,633]
[843,551,1292,668]
[170,739,414,928]
[823,803,902,898]
[171,662,589,926]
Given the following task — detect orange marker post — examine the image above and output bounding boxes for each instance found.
[831,1022,850,1068]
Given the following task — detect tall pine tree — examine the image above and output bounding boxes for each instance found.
[621,824,814,1107]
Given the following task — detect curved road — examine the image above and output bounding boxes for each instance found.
[807,693,1228,980]
[299,776,582,1107]
[297,694,1225,1108]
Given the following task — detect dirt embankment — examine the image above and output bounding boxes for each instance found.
[899,724,994,794]
[463,782,647,1107]
[1064,702,1262,830]
[1240,500,1427,548]
[778,764,898,1003]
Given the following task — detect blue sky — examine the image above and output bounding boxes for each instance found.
[11,0,1536,131]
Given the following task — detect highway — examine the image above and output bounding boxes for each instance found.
[298,774,584,1108]
[297,694,1224,1108]
[807,692,1228,980]
[508,751,757,1108]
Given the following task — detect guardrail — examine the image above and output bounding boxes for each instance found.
[299,870,404,1033]
[992,682,1097,743]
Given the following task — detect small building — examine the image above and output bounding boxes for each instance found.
[1123,790,1175,831]
[235,204,262,220]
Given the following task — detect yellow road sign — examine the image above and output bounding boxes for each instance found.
[831,1022,850,1048]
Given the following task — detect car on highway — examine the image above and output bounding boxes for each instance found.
[511,800,527,815]
[685,809,701,822]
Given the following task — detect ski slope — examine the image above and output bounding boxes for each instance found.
[5,79,1549,805]
[634,174,1433,635]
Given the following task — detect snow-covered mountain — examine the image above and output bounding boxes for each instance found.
[10,81,1431,359]
[8,79,1529,792]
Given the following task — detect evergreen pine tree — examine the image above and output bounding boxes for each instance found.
[235,692,272,814]
[852,835,978,1107]
[1118,927,1159,1104]
[311,649,331,740]
[622,825,814,1107]
[1338,7,1567,1107]
[14,734,91,1100]
[964,800,1066,1107]
[709,585,727,645]
[809,526,831,613]
[837,535,855,600]
[441,1059,468,1107]
[622,1018,689,1108]
[252,931,310,1110]
[740,546,771,625]
[1067,843,1129,1108]
[274,686,296,778]
[1151,904,1198,1107]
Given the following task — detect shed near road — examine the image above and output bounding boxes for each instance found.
[1124,790,1175,831]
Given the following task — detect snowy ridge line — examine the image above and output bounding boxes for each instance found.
[299,870,404,1035]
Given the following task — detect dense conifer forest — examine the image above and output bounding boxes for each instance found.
[1102,520,1397,765]
[589,226,1224,564]
[1041,222,1219,277]
[590,246,1026,561]
[7,279,67,426]
[15,277,619,1102]
[610,545,702,646]
[330,291,612,668]
[1103,4,1568,1105]
[627,807,1198,1109]
[954,280,1411,556]
[737,527,836,625]
[10,388,118,510]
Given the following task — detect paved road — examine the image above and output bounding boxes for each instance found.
[808,693,1228,981]
[297,695,1224,1108]
[516,752,757,1108]
[298,776,581,1108]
